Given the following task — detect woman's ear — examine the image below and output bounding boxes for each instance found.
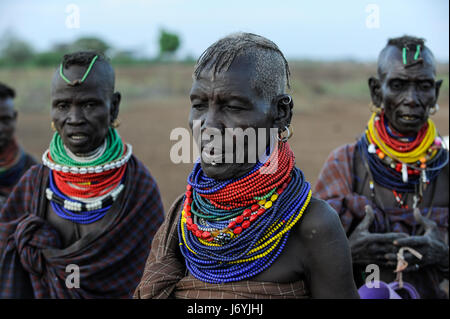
[368,77,382,107]
[110,92,121,123]
[435,79,443,102]
[273,94,293,129]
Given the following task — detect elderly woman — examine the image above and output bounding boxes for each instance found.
[135,33,358,299]
[314,36,449,299]
[0,52,164,298]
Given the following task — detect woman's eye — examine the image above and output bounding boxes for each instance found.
[84,102,95,108]
[390,80,404,90]
[225,105,244,111]
[192,104,207,110]
[419,82,433,90]
[57,103,68,110]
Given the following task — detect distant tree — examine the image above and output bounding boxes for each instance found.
[158,29,180,60]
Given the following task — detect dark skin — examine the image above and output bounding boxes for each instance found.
[369,46,442,135]
[189,55,359,298]
[50,62,120,155]
[47,61,121,245]
[189,56,283,181]
[0,97,17,153]
[350,45,449,279]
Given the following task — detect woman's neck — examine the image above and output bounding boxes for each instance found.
[64,139,107,163]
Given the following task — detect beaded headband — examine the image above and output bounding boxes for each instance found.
[402,45,422,67]
[59,55,98,86]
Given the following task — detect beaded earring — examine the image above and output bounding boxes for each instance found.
[51,121,56,132]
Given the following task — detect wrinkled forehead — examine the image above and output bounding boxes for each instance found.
[195,54,257,82]
[192,56,260,95]
[378,46,436,80]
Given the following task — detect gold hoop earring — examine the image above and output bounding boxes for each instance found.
[429,104,439,116]
[51,121,56,132]
[111,118,121,128]
[369,102,383,114]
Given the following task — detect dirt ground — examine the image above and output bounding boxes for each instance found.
[16,98,449,212]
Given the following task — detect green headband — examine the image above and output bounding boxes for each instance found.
[59,55,99,86]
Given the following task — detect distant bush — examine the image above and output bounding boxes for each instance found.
[0,34,34,66]
[31,51,62,67]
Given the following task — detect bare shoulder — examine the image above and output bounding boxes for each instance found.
[296,196,346,245]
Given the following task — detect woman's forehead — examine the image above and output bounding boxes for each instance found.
[191,65,258,98]
[383,61,436,81]
[380,46,436,80]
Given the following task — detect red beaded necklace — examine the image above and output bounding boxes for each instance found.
[375,112,428,152]
[49,145,127,199]
[183,142,296,241]
[200,142,294,210]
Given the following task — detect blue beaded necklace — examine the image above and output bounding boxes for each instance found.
[48,171,123,224]
[178,162,311,284]
[357,133,448,193]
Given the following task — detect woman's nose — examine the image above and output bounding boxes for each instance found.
[66,106,85,124]
[402,85,419,107]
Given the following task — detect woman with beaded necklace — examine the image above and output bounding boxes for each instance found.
[135,33,358,299]
[0,52,165,298]
[315,36,449,299]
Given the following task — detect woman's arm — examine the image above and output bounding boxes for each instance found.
[300,199,360,299]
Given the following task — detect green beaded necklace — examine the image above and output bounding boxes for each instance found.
[49,128,123,167]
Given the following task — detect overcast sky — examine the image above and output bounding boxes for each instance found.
[0,0,448,61]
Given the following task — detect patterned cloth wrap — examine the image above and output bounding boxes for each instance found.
[0,155,164,298]
[134,195,309,299]
[314,142,448,299]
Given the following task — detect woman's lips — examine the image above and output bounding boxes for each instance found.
[397,113,422,125]
[201,145,224,164]
[66,133,89,144]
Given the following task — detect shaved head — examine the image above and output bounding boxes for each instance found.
[193,32,290,103]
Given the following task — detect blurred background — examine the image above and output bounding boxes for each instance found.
[0,0,448,210]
